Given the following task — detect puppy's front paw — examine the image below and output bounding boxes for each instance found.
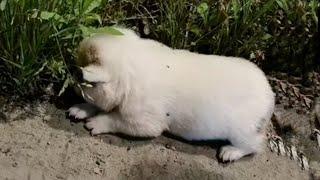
[219,145,246,162]
[68,103,98,119]
[85,117,111,135]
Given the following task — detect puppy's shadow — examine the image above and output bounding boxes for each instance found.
[48,88,239,161]
[100,132,230,160]
[45,87,91,137]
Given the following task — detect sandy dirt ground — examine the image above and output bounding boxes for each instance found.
[0,97,319,180]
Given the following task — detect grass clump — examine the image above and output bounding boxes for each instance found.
[103,0,318,73]
[0,0,122,96]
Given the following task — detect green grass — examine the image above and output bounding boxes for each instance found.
[0,0,319,96]
[103,0,318,71]
[0,0,120,96]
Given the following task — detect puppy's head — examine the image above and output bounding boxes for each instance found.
[75,27,139,84]
[74,28,138,106]
[76,26,138,67]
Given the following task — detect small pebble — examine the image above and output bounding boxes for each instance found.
[93,167,102,175]
[56,175,64,179]
[296,109,304,114]
[288,99,294,108]
[38,160,47,167]
[288,91,294,97]
[284,104,290,109]
[43,115,50,122]
[165,144,176,151]
[95,160,101,166]
[1,147,11,154]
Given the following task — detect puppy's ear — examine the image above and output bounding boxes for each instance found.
[77,40,101,67]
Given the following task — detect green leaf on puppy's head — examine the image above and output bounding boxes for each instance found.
[79,25,123,38]
[94,27,124,35]
[79,25,95,38]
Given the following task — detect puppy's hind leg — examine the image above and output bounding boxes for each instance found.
[219,132,265,162]
[68,103,100,119]
[85,112,165,137]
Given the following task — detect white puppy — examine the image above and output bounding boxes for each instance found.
[69,27,275,162]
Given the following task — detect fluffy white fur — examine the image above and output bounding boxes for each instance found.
[69,27,275,162]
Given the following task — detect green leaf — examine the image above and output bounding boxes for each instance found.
[262,33,272,40]
[40,11,57,20]
[84,13,102,24]
[94,26,124,35]
[0,57,22,69]
[79,24,95,38]
[190,25,201,36]
[0,0,7,11]
[79,25,123,38]
[276,0,288,12]
[58,76,71,96]
[30,10,38,19]
[231,0,240,20]
[197,2,209,20]
[32,61,48,77]
[83,0,102,14]
[309,0,318,25]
